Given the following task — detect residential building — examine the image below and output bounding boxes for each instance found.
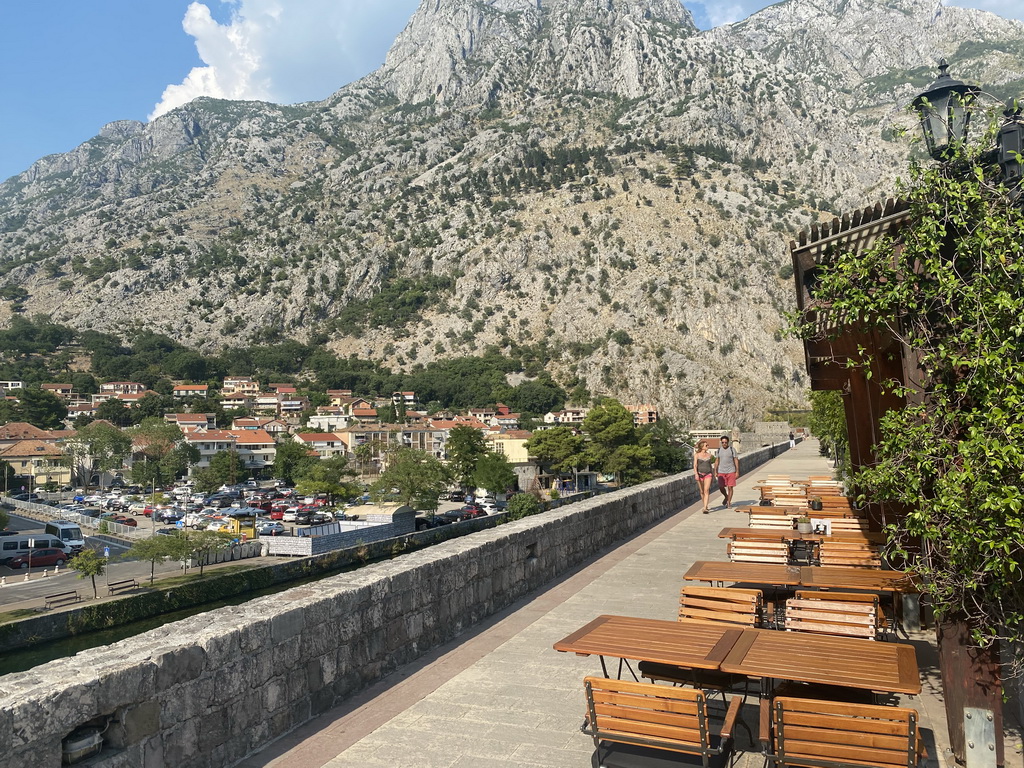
[306,412,352,432]
[543,408,588,425]
[293,432,346,459]
[172,384,209,399]
[351,406,378,423]
[99,381,146,396]
[41,383,74,398]
[391,391,416,407]
[232,417,288,435]
[222,377,260,396]
[182,430,238,472]
[628,404,659,426]
[166,413,217,430]
[0,422,54,447]
[0,439,71,490]
[220,393,254,411]
[0,381,24,391]
[228,429,276,476]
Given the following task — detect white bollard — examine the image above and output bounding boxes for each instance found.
[23,571,30,582]
[42,569,49,578]
[0,576,5,587]
[54,564,60,575]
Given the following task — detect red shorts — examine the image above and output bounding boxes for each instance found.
[717,473,737,488]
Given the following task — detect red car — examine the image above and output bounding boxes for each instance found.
[267,509,285,520]
[113,516,138,527]
[8,548,68,569]
[459,505,487,519]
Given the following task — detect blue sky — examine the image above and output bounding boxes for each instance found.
[1,0,1021,182]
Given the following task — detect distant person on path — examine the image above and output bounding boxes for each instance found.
[693,440,716,514]
[716,436,740,509]
[789,431,796,449]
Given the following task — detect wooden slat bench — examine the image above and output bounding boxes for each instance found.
[583,676,741,768]
[749,513,797,529]
[107,578,139,595]
[763,696,925,768]
[795,590,893,639]
[44,590,81,610]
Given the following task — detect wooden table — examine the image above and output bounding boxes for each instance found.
[718,527,885,544]
[552,615,743,678]
[683,561,803,587]
[720,627,921,694]
[685,561,917,593]
[802,565,919,593]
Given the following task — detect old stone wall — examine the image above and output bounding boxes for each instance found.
[0,444,785,768]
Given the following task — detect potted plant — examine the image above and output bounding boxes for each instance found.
[759,496,773,507]
[808,496,823,511]
[796,515,813,534]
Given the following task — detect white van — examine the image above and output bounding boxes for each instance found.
[43,520,86,552]
[0,536,73,565]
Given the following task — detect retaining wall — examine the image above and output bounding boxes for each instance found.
[0,444,786,768]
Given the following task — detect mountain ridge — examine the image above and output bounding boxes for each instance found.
[0,0,1021,428]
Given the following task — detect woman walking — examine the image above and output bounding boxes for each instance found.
[693,440,716,514]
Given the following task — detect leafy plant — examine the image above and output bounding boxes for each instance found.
[793,118,1024,675]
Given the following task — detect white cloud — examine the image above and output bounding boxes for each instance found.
[702,2,755,27]
[948,1,1024,21]
[150,0,418,120]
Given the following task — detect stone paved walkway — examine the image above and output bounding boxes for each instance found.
[242,441,1023,768]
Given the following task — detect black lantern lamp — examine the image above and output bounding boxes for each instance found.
[912,59,981,161]
[997,101,1024,184]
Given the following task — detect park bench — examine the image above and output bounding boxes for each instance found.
[583,676,741,768]
[762,696,925,768]
[44,590,81,610]
[107,578,139,595]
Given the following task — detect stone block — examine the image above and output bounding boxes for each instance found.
[121,699,161,746]
[270,608,305,644]
[159,676,214,728]
[160,718,200,766]
[155,645,207,689]
[212,658,251,705]
[197,709,228,752]
[262,676,288,713]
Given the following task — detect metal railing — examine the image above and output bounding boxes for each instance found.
[2,496,146,540]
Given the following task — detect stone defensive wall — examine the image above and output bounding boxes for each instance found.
[0,443,788,768]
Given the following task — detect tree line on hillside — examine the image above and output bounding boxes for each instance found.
[0,316,575,426]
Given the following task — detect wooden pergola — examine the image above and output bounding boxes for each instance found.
[790,198,1005,765]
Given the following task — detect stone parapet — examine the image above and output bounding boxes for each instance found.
[0,444,785,767]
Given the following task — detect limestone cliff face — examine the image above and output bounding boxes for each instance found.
[0,0,1021,428]
[379,0,697,105]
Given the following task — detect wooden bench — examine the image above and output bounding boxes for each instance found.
[728,540,790,564]
[818,540,882,568]
[583,676,741,768]
[762,696,925,768]
[828,518,871,533]
[784,596,879,639]
[44,590,81,610]
[107,578,139,595]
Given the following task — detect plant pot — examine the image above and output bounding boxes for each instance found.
[797,521,812,534]
[759,499,773,507]
[809,500,823,511]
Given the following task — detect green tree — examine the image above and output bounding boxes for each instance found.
[62,420,131,489]
[95,398,132,427]
[526,427,586,476]
[184,530,235,575]
[792,130,1024,674]
[640,418,689,475]
[127,419,197,492]
[68,548,106,599]
[583,399,654,485]
[191,467,220,494]
[125,535,178,585]
[0,507,9,531]
[273,439,317,485]
[506,493,542,520]
[207,449,244,487]
[12,388,67,429]
[371,446,450,511]
[446,425,488,488]
[295,454,360,502]
[808,390,848,472]
[472,452,517,497]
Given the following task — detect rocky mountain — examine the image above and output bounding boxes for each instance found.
[0,0,1021,427]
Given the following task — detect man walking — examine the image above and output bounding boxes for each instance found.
[716,436,740,509]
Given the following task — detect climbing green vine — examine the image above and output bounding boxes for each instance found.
[796,115,1024,675]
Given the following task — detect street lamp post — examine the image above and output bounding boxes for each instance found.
[912,59,1024,181]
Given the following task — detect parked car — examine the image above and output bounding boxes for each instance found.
[460,505,487,518]
[112,516,138,527]
[10,493,43,503]
[310,512,333,524]
[7,548,68,569]
[256,521,285,536]
[415,515,447,530]
[282,509,299,522]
